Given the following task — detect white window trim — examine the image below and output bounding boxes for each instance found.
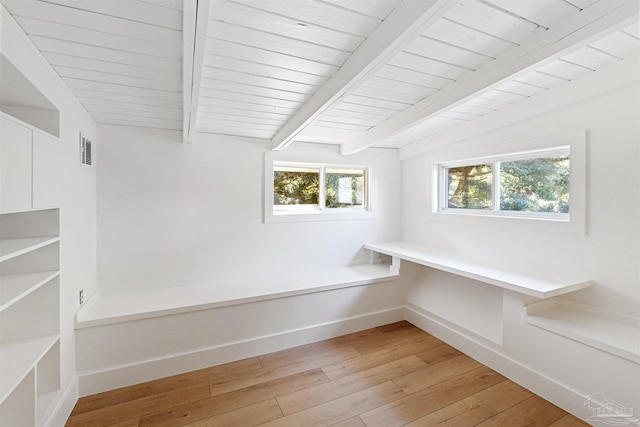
[427,132,586,234]
[264,155,375,223]
[437,145,570,219]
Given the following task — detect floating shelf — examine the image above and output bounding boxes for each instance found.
[524,299,640,363]
[365,241,592,299]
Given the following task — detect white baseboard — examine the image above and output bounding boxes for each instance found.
[44,376,78,427]
[73,304,631,425]
[78,307,405,397]
[405,305,595,423]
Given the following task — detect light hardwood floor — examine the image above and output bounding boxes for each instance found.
[66,322,588,426]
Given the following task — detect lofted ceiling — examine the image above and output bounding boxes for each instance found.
[2,0,639,154]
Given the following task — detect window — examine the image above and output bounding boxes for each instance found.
[437,146,571,220]
[428,132,585,234]
[446,164,493,210]
[325,168,366,208]
[266,160,372,222]
[499,155,569,214]
[273,165,320,211]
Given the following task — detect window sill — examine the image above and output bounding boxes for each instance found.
[265,210,375,223]
[438,208,569,222]
[428,210,582,234]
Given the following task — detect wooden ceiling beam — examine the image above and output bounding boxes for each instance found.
[270,0,457,151]
[182,0,210,143]
[341,0,639,155]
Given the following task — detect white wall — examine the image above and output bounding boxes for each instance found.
[1,7,97,425]
[401,63,639,419]
[78,125,409,395]
[97,126,402,294]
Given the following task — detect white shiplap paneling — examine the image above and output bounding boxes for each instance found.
[3,0,638,146]
[13,16,181,60]
[230,0,383,36]
[343,2,639,151]
[484,0,581,28]
[422,18,517,58]
[3,0,183,130]
[445,0,542,42]
[196,0,400,138]
[40,0,182,30]
[403,36,493,70]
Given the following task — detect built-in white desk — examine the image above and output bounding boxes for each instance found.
[365,241,639,363]
[364,241,592,299]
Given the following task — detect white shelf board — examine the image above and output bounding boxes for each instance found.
[364,241,592,299]
[76,263,399,328]
[0,334,59,404]
[0,237,59,262]
[0,271,59,312]
[524,299,640,363]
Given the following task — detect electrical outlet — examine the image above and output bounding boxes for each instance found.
[79,289,84,305]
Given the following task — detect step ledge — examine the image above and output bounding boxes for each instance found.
[523,298,640,364]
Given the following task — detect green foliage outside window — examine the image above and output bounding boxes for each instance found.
[273,169,319,205]
[447,164,493,209]
[325,169,365,208]
[500,156,569,213]
[273,166,366,209]
[445,154,570,214]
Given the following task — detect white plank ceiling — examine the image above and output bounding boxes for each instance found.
[2,0,638,153]
[2,0,184,130]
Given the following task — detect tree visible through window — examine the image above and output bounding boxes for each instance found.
[447,164,492,209]
[500,156,569,213]
[272,163,369,215]
[273,166,319,206]
[441,149,570,216]
[326,168,365,208]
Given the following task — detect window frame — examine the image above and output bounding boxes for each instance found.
[428,132,586,234]
[265,158,374,223]
[437,146,571,220]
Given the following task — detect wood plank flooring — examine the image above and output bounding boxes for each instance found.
[66,322,588,426]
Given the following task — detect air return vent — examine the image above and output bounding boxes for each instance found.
[80,134,94,170]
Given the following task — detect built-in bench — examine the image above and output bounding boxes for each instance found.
[366,240,639,364]
[74,257,408,396]
[75,262,399,329]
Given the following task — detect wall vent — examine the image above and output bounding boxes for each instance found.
[80,134,94,169]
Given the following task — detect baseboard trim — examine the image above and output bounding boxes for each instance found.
[405,305,594,423]
[78,307,405,396]
[44,376,78,427]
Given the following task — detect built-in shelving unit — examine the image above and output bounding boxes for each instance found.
[524,299,640,363]
[365,241,592,299]
[0,208,60,426]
